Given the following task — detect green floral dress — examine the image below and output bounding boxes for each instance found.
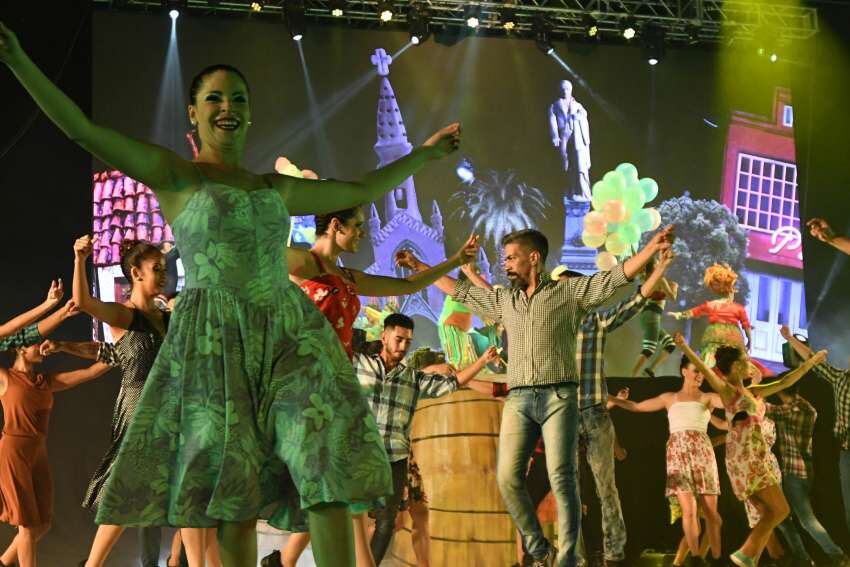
[96,184,392,530]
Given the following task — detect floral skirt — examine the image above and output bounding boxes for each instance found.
[666,430,720,524]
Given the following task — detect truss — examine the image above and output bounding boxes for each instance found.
[95,1,819,43]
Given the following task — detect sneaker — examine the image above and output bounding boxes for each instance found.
[729,550,756,567]
[260,550,284,567]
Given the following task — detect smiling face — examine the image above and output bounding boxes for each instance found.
[335,209,366,253]
[188,69,251,155]
[132,252,167,297]
[680,360,704,388]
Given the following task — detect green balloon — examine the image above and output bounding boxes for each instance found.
[615,163,639,186]
[617,222,642,245]
[635,208,654,232]
[639,178,659,202]
[603,171,627,193]
[622,184,646,212]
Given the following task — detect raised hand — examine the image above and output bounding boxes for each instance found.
[46,279,64,305]
[778,325,793,341]
[0,22,24,67]
[60,300,80,319]
[658,248,675,268]
[616,387,630,400]
[74,234,94,260]
[395,249,424,271]
[806,218,835,243]
[454,234,479,265]
[481,346,502,366]
[423,123,461,158]
[648,225,675,252]
[39,340,61,357]
[672,332,686,347]
[811,349,828,365]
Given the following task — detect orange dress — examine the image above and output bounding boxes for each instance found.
[0,369,54,526]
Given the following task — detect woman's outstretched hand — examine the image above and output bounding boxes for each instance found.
[0,22,24,67]
[423,123,461,158]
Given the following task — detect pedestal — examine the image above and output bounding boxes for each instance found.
[559,196,598,273]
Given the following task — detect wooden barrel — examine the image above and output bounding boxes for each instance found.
[388,386,516,566]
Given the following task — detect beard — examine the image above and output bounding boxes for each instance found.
[506,272,528,290]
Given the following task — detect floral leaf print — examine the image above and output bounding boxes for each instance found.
[194,252,221,284]
[197,321,223,356]
[302,393,334,430]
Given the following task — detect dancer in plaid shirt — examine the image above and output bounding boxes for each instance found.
[398,226,672,567]
[767,381,848,566]
[354,313,499,563]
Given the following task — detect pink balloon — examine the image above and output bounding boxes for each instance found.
[603,200,627,223]
[583,211,608,236]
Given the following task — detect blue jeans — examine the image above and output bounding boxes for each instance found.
[578,405,626,562]
[497,384,580,567]
[777,474,844,560]
[841,450,850,536]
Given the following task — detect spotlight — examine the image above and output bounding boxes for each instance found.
[642,23,665,65]
[408,3,431,45]
[533,17,554,55]
[621,17,637,40]
[464,5,481,29]
[284,0,306,41]
[769,52,778,63]
[500,6,517,31]
[377,0,394,22]
[329,0,346,17]
[582,13,598,38]
[250,1,264,11]
[169,9,179,19]
[163,0,185,18]
[686,22,700,45]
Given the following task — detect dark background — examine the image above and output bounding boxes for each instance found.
[1,0,849,563]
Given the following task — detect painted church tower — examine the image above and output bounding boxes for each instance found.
[361,48,448,324]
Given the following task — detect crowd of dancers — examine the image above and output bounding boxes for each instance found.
[2,18,850,567]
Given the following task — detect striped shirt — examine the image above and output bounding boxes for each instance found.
[766,396,817,478]
[578,291,647,409]
[0,324,42,351]
[812,361,850,450]
[354,353,459,462]
[453,265,630,388]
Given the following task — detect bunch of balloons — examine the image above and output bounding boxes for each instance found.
[582,163,662,270]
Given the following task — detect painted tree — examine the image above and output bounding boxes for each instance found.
[641,195,750,309]
[450,169,549,282]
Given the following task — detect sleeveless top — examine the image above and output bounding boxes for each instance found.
[299,251,361,359]
[2,369,53,439]
[667,395,710,434]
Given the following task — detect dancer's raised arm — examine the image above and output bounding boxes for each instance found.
[0,280,63,339]
[673,332,734,403]
[0,23,197,212]
[749,350,827,399]
[72,235,135,329]
[274,124,461,216]
[807,218,850,256]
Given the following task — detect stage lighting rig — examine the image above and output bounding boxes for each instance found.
[500,6,517,32]
[582,13,598,38]
[250,1,264,12]
[377,0,394,22]
[534,17,554,55]
[464,5,481,29]
[408,4,431,45]
[329,0,346,17]
[642,23,665,65]
[621,17,637,40]
[284,0,306,41]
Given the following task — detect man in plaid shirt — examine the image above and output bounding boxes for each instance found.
[766,381,847,566]
[398,226,672,567]
[355,313,499,563]
[782,326,850,564]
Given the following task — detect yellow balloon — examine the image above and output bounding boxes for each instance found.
[605,233,628,255]
[582,231,606,248]
[596,251,618,271]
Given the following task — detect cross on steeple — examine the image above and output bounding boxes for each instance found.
[370,48,393,77]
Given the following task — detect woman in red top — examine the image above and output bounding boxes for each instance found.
[263,207,478,567]
[670,264,767,379]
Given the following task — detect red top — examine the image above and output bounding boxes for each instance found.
[691,300,752,330]
[299,252,361,360]
[2,369,53,438]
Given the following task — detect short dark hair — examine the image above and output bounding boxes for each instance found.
[384,313,414,331]
[315,207,360,236]
[714,345,743,375]
[502,229,549,263]
[189,64,251,105]
[679,354,695,374]
[119,240,162,289]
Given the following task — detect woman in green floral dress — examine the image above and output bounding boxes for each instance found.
[0,22,461,567]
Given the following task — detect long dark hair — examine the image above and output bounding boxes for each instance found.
[315,207,360,237]
[714,345,743,376]
[189,64,251,105]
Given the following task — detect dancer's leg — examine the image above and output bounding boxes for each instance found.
[217,520,256,567]
[181,526,209,567]
[168,530,183,566]
[676,493,701,556]
[84,524,126,567]
[736,484,789,561]
[631,354,649,377]
[698,494,722,560]
[351,513,376,567]
[16,526,36,567]
[308,502,354,567]
[282,533,311,567]
[672,536,689,566]
[204,527,222,567]
[1,523,49,567]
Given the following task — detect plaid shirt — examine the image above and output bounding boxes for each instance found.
[0,324,42,351]
[453,265,630,388]
[812,361,850,450]
[766,396,817,479]
[354,353,459,463]
[578,291,647,409]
